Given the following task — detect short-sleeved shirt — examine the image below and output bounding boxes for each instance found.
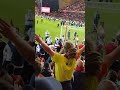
[51,52,76,82]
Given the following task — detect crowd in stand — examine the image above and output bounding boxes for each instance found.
[36,0,85,24]
[0,13,85,90]
[85,32,120,90]
[61,0,85,12]
[53,12,85,23]
[0,10,35,90]
[58,0,85,22]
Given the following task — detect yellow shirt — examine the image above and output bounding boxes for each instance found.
[51,52,76,82]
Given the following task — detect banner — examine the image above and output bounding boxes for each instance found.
[41,7,50,13]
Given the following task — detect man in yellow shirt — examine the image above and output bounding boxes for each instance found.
[35,34,84,90]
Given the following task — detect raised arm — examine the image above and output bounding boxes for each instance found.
[104,45,120,69]
[35,34,54,57]
[0,19,35,64]
[76,45,85,60]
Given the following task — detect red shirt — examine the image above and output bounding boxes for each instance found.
[105,42,117,54]
[79,44,84,49]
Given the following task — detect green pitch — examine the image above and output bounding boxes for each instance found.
[86,7,120,43]
[35,17,85,44]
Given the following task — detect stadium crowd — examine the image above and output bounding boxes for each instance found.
[0,16,120,90]
[0,1,120,90]
[57,0,85,22]
[35,0,85,26]
[0,10,35,90]
[54,12,85,23]
[1,15,120,90]
[60,0,85,12]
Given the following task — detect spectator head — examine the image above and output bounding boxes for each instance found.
[66,48,77,59]
[59,41,77,59]
[85,51,103,75]
[59,39,62,42]
[98,80,117,90]
[63,41,74,53]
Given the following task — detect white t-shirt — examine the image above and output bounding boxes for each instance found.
[46,37,52,45]
[45,31,50,37]
[55,37,59,45]
[36,44,40,53]
[3,43,13,65]
[61,37,65,45]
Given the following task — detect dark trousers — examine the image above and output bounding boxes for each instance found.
[60,80,72,90]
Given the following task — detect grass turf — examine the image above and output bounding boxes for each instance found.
[35,17,85,44]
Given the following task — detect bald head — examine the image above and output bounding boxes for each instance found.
[98,80,117,90]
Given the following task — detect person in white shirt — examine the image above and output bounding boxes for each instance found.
[36,44,40,54]
[55,36,59,45]
[2,41,13,67]
[61,35,65,45]
[45,31,50,40]
[46,36,52,45]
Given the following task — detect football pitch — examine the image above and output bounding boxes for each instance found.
[35,17,85,44]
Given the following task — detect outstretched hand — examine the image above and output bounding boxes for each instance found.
[0,19,17,39]
[35,34,43,44]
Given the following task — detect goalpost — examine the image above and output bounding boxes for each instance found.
[60,23,85,40]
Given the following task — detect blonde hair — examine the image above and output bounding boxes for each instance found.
[63,41,74,53]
